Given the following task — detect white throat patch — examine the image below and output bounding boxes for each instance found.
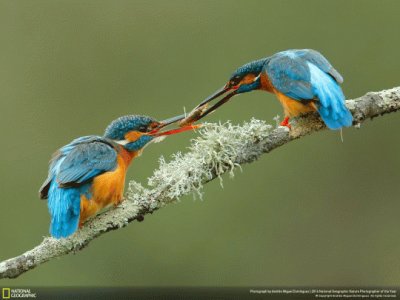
[115,135,167,147]
[115,139,130,146]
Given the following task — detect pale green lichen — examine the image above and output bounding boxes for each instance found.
[127,118,273,208]
[3,87,400,280]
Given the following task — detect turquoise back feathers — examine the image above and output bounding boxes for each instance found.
[40,115,160,238]
[230,49,353,129]
[264,49,352,129]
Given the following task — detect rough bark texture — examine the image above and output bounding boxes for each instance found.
[1,86,399,279]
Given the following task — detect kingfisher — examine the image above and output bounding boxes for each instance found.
[181,49,353,129]
[39,114,197,238]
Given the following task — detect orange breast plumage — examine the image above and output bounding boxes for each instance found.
[275,91,317,117]
[79,147,137,226]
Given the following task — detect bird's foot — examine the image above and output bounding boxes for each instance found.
[113,197,124,207]
[280,117,291,129]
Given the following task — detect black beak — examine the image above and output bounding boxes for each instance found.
[158,114,186,129]
[181,85,238,125]
[195,85,231,109]
[147,114,186,135]
[199,89,237,119]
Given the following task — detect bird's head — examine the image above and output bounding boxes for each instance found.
[104,114,199,152]
[228,59,266,93]
[179,58,267,125]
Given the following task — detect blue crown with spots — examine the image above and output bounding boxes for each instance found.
[104,115,156,140]
[230,58,268,79]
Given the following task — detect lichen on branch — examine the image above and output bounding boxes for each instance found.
[128,119,274,207]
[0,86,399,279]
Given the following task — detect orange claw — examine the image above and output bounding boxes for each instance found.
[280,116,291,129]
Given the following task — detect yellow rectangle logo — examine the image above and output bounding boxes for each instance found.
[2,288,10,299]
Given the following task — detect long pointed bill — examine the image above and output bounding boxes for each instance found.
[196,89,237,120]
[152,124,201,137]
[195,85,230,109]
[147,113,186,135]
[179,87,237,126]
[159,114,186,128]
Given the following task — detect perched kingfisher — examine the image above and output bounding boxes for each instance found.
[182,49,353,129]
[39,114,197,238]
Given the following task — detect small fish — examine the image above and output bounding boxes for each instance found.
[179,104,209,127]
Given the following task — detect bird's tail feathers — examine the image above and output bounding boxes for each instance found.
[48,181,82,238]
[308,63,353,130]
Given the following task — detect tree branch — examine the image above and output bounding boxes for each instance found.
[1,86,399,279]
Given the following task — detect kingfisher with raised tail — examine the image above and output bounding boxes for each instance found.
[181,49,353,129]
[39,114,197,238]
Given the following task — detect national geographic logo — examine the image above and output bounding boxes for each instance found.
[1,288,36,299]
[2,289,10,299]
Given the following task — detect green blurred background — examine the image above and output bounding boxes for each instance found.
[1,0,399,287]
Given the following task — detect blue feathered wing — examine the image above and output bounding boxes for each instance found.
[264,49,352,129]
[39,136,118,238]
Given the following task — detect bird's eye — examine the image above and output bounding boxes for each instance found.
[138,125,148,132]
[230,76,241,86]
[148,122,160,131]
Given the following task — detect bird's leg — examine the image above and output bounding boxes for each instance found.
[113,196,124,207]
[280,116,291,129]
[79,197,100,228]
